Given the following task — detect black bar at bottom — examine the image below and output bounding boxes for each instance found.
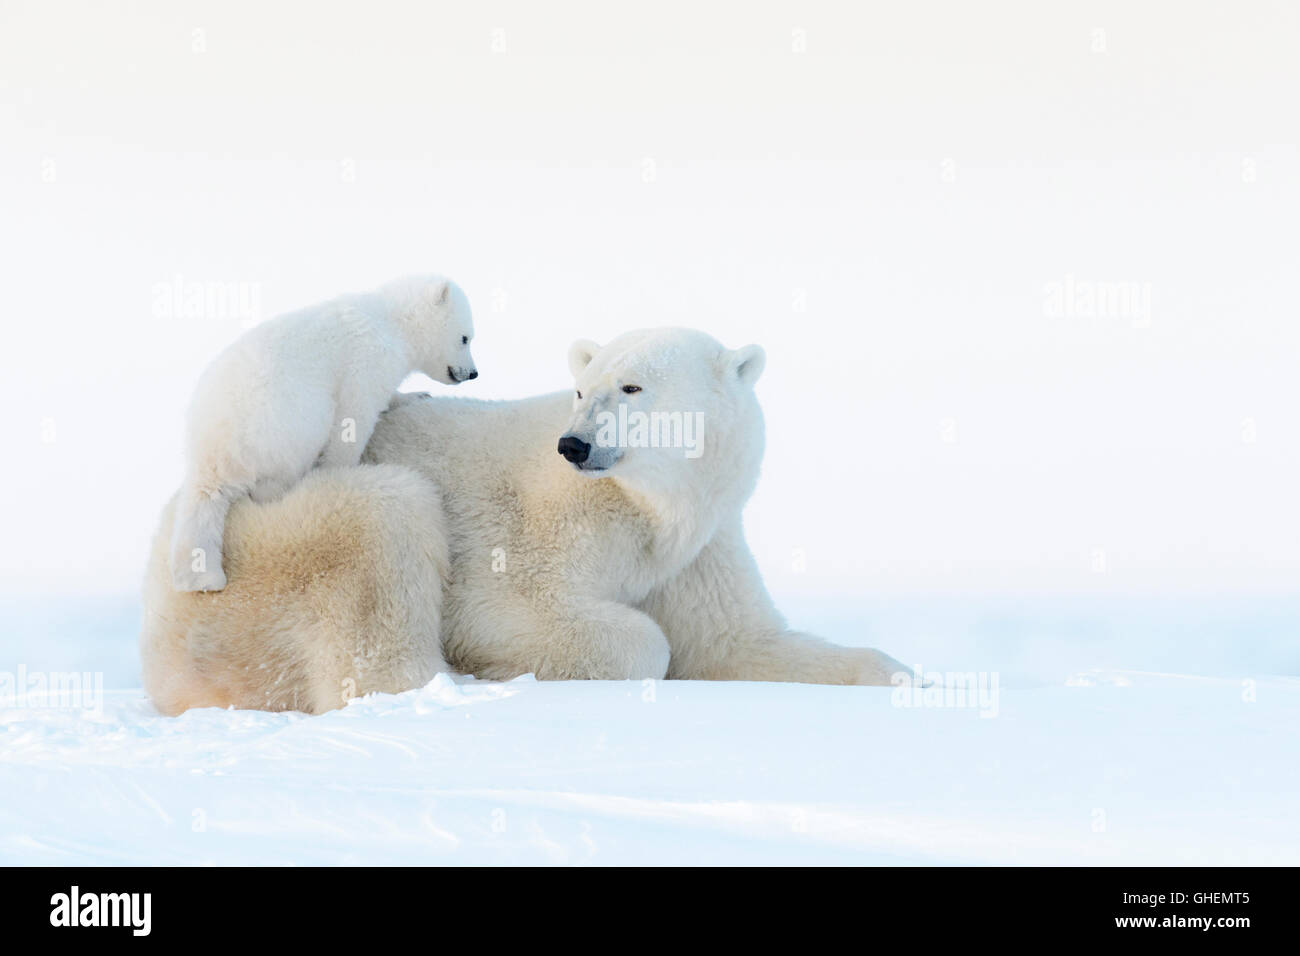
[2,865,1288,942]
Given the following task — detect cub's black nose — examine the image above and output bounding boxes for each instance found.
[467,369,478,380]
[557,435,591,464]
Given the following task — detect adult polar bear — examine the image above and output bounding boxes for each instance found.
[141,328,904,715]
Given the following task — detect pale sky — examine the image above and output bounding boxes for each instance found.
[1,0,1296,598]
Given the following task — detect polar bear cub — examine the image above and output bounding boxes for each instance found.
[169,274,476,592]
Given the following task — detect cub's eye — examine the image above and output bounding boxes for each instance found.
[621,385,642,394]
[576,390,582,399]
[461,335,469,345]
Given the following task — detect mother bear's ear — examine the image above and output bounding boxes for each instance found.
[568,338,601,378]
[721,344,766,388]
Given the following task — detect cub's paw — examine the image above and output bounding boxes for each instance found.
[171,565,228,593]
[384,390,433,413]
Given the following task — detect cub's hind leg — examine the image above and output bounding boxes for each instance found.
[248,473,297,504]
[169,481,233,592]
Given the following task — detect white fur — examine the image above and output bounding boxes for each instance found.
[168,274,476,591]
[142,327,904,714]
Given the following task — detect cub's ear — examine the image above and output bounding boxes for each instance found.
[568,338,601,378]
[722,344,766,388]
[432,279,451,305]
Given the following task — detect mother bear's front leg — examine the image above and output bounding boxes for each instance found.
[445,590,671,682]
[643,522,908,685]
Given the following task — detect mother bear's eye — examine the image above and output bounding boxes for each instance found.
[621,385,642,394]
[576,390,582,399]
[461,335,468,345]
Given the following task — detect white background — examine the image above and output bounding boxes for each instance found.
[2,0,1298,870]
[1,0,1296,601]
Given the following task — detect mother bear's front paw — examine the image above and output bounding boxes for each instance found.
[854,647,912,686]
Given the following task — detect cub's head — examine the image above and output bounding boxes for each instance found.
[385,275,477,385]
[557,328,766,489]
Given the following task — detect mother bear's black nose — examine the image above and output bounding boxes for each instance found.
[557,435,591,464]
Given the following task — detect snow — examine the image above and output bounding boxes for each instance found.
[2,595,1298,865]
